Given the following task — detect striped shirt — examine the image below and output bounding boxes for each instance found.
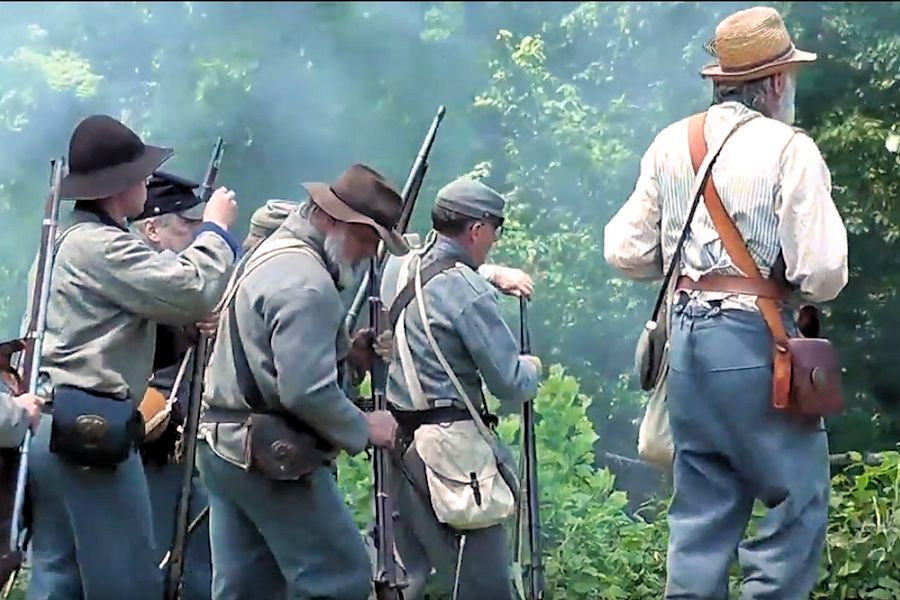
[604,101,848,311]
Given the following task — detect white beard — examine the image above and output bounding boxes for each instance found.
[324,229,364,290]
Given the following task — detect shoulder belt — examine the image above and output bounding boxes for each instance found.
[388,257,460,330]
[211,237,324,415]
[215,237,324,315]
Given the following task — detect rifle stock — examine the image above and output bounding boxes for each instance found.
[518,297,544,599]
[3,158,65,588]
[344,106,446,335]
[163,137,225,600]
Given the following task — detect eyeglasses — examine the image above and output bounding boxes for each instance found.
[484,219,504,239]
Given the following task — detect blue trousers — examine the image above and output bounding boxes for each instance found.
[196,444,371,600]
[26,413,162,600]
[665,299,830,600]
[145,462,212,600]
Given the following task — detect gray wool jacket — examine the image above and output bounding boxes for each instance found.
[200,210,369,469]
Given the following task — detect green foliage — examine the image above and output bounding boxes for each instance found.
[815,452,900,599]
[497,366,668,598]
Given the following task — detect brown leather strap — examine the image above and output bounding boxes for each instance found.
[675,274,788,300]
[687,113,792,409]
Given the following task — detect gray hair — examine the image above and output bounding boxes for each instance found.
[130,213,175,249]
[712,75,776,115]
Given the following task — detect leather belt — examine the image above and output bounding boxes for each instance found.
[676,274,789,301]
[390,406,473,435]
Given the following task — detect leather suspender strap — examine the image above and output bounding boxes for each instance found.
[687,112,793,409]
[388,257,459,330]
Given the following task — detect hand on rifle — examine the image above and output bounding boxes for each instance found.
[365,410,398,450]
[203,187,238,230]
[522,354,543,377]
[197,312,220,341]
[14,393,46,432]
[485,265,534,298]
[349,328,394,374]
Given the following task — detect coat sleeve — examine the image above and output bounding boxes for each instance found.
[603,138,664,281]
[0,392,28,449]
[451,288,539,407]
[262,280,370,455]
[776,133,849,303]
[84,224,238,326]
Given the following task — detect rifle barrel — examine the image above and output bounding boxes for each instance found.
[519,297,544,599]
[10,158,64,555]
[164,137,225,598]
[199,137,225,203]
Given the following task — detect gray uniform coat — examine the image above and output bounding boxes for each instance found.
[24,205,237,600]
[197,208,373,600]
[28,207,236,403]
[384,234,539,600]
[202,209,369,465]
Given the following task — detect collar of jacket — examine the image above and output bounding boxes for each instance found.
[70,204,129,232]
[428,233,480,271]
[279,209,346,288]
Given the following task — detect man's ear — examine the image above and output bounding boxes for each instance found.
[143,219,161,244]
[771,71,787,97]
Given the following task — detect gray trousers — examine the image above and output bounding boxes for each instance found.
[664,299,830,599]
[388,443,514,600]
[145,462,212,600]
[26,413,163,600]
[196,443,371,600]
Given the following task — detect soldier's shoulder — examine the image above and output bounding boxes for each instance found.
[441,262,494,297]
[55,221,125,265]
[243,246,336,304]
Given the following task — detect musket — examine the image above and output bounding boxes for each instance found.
[163,137,224,600]
[518,297,544,599]
[368,257,405,600]
[199,137,225,205]
[3,158,65,588]
[343,106,446,335]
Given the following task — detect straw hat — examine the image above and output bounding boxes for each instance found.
[701,6,817,82]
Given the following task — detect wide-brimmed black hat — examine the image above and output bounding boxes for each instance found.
[61,115,174,200]
[303,163,409,256]
[132,171,205,222]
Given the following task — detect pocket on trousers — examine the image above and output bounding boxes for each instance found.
[670,310,773,374]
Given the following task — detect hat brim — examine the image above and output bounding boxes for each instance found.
[176,202,206,221]
[61,144,174,201]
[303,182,409,257]
[700,48,818,82]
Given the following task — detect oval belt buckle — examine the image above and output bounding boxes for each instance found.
[270,440,295,473]
[76,414,108,446]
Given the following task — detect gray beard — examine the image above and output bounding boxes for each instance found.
[324,231,364,290]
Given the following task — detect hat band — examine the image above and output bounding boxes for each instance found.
[720,42,795,73]
[328,185,390,229]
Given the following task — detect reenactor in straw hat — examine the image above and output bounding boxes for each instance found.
[382,176,542,599]
[198,164,405,599]
[22,114,239,599]
[605,6,848,599]
[130,170,215,600]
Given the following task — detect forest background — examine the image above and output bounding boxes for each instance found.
[0,2,898,597]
